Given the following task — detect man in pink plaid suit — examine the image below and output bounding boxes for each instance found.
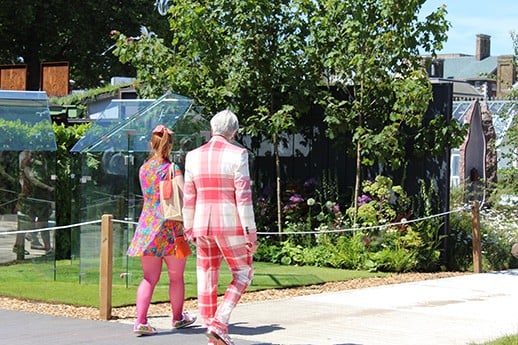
[183,110,258,345]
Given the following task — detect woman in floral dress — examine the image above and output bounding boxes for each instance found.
[127,125,196,335]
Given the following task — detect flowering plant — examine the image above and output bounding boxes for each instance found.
[282,174,345,233]
[347,175,411,229]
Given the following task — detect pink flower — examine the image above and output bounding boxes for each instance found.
[289,194,304,203]
[358,194,372,206]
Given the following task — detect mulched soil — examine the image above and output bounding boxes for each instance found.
[0,271,469,321]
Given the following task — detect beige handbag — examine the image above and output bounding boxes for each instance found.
[159,164,183,222]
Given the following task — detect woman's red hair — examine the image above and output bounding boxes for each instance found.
[150,125,173,160]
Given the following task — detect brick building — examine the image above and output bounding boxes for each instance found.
[425,34,516,99]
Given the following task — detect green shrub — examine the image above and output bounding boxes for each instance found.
[367,247,417,273]
[254,166,517,274]
[320,232,367,269]
[447,207,518,271]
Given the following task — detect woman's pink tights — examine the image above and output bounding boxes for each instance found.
[136,255,187,324]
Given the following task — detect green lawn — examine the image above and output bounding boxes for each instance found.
[470,335,518,345]
[0,258,388,307]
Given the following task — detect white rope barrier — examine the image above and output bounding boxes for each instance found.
[0,220,102,236]
[0,206,470,237]
[257,206,469,235]
[113,219,138,226]
[0,198,18,208]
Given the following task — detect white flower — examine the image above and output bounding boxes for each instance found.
[307,198,316,206]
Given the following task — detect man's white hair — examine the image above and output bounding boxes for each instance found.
[210,110,239,138]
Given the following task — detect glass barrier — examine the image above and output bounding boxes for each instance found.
[452,100,518,181]
[71,92,209,284]
[0,91,57,279]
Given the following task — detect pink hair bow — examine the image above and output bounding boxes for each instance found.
[152,125,173,135]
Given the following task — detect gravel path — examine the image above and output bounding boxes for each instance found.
[0,271,469,321]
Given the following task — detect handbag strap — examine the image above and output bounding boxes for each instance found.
[170,163,176,178]
[165,163,175,180]
[169,162,183,237]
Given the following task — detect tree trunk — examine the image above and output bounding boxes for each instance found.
[274,134,283,237]
[353,81,365,225]
[353,140,361,225]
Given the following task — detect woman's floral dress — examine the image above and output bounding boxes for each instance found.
[127,157,183,257]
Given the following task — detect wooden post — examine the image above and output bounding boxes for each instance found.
[471,201,482,273]
[99,214,113,320]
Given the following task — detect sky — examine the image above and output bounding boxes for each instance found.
[419,0,518,56]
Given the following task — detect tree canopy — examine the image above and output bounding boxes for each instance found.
[302,0,463,217]
[110,0,466,227]
[0,0,170,89]
[111,0,324,233]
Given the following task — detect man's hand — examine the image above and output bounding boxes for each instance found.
[184,228,194,243]
[244,230,258,254]
[246,240,259,254]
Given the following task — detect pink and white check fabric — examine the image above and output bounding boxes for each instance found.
[183,135,256,339]
[196,235,253,331]
[183,135,256,237]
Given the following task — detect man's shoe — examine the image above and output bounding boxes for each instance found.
[206,327,235,345]
[30,239,44,247]
[12,246,29,255]
[30,244,45,250]
[173,311,197,329]
[133,323,157,336]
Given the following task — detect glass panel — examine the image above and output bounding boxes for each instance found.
[451,101,471,122]
[77,221,129,285]
[0,91,57,151]
[71,99,155,153]
[0,91,56,279]
[71,92,196,153]
[453,99,518,174]
[453,100,517,141]
[72,92,209,284]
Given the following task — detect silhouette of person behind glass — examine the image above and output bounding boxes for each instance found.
[13,150,54,257]
[0,152,17,213]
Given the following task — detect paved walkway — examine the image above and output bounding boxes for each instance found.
[2,269,517,345]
